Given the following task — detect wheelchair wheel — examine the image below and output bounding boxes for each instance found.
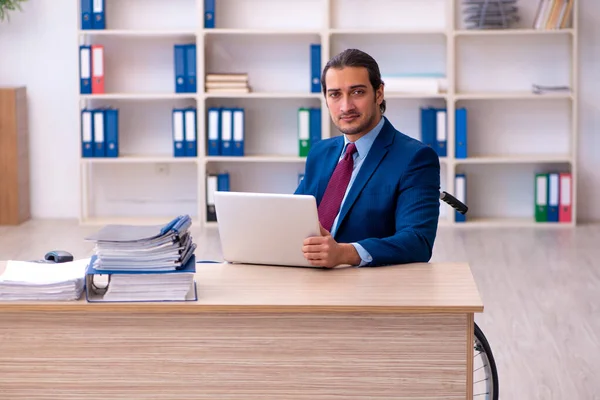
[473,322,499,400]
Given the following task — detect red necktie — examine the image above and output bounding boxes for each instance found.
[318,143,357,232]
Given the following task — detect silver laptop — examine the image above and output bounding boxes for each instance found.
[213,191,322,267]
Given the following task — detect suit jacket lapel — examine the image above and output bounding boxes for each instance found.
[316,137,344,204]
[335,119,395,235]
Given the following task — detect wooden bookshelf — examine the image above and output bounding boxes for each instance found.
[76,0,578,228]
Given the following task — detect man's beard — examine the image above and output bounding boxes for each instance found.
[336,111,376,135]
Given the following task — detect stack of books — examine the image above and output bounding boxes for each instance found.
[0,259,90,301]
[83,215,197,302]
[205,73,250,93]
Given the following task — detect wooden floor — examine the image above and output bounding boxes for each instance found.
[1,219,599,399]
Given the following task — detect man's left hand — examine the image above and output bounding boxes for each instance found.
[302,224,360,268]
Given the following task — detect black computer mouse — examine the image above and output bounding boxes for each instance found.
[44,250,74,263]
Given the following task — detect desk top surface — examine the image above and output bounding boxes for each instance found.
[0,261,483,314]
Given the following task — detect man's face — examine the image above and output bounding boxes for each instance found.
[324,66,383,136]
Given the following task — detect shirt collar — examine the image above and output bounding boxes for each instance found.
[343,116,385,160]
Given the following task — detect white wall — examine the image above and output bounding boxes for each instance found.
[0,0,599,222]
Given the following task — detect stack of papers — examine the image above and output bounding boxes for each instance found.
[83,215,198,302]
[86,255,197,302]
[85,215,196,271]
[0,259,90,301]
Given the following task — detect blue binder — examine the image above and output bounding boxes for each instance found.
[184,107,197,157]
[172,108,185,157]
[80,0,93,29]
[232,108,245,156]
[185,44,197,93]
[309,107,321,147]
[420,107,436,150]
[92,0,105,29]
[92,109,106,157]
[217,173,230,191]
[79,45,92,94]
[435,108,447,157]
[204,0,215,28]
[81,109,94,157]
[455,108,467,159]
[174,45,187,93]
[547,173,559,222]
[310,44,321,93]
[207,107,221,156]
[220,108,233,156]
[104,108,119,157]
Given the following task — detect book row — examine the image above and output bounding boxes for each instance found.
[172,108,199,157]
[534,171,572,223]
[207,108,245,156]
[81,107,119,158]
[454,171,573,223]
[420,107,467,159]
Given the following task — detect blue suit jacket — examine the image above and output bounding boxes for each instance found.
[295,117,440,266]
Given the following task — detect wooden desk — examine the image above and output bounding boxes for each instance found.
[0,261,483,399]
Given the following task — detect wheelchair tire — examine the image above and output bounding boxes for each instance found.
[473,322,499,400]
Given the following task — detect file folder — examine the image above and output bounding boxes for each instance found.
[298,107,310,157]
[309,107,321,147]
[207,107,221,156]
[185,44,197,93]
[81,109,94,157]
[436,109,447,157]
[455,174,466,222]
[184,108,197,157]
[455,108,467,159]
[217,173,230,191]
[206,174,217,221]
[233,108,245,156]
[310,44,321,93]
[204,0,215,28]
[92,0,105,29]
[79,45,92,94]
[174,44,187,93]
[172,108,185,157]
[104,108,119,157]
[92,109,106,157]
[220,108,233,156]
[91,44,105,94]
[535,173,548,222]
[420,107,436,150]
[559,172,572,223]
[547,172,559,222]
[80,0,93,30]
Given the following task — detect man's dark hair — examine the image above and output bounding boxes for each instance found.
[320,48,386,114]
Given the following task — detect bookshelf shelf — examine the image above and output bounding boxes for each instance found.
[203,92,321,99]
[205,156,306,163]
[454,92,573,100]
[329,29,448,36]
[80,93,198,100]
[76,0,578,228]
[454,155,572,165]
[454,28,574,36]
[78,30,197,37]
[81,155,198,164]
[203,29,322,36]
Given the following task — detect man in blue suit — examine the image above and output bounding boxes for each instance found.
[295,49,441,268]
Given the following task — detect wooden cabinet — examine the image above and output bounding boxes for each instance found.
[0,86,30,225]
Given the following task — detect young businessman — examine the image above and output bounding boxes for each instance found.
[295,48,441,268]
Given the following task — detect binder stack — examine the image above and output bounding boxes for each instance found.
[83,215,198,302]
